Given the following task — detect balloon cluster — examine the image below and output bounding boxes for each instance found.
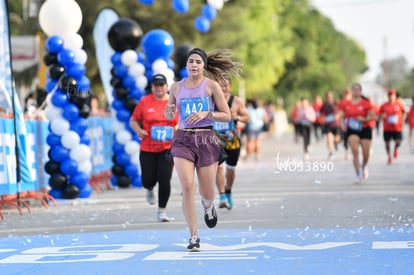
[194,1,222,33]
[137,0,225,33]
[39,0,93,199]
[108,18,177,188]
[141,29,176,84]
[108,18,145,188]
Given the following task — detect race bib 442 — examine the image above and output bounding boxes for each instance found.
[180,96,210,119]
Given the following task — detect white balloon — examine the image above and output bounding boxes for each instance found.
[61,130,81,149]
[50,117,70,136]
[112,119,125,132]
[70,144,91,162]
[39,0,83,36]
[135,75,148,90]
[62,33,84,50]
[124,141,140,155]
[116,130,132,145]
[207,0,224,10]
[73,49,88,65]
[151,59,168,73]
[130,152,140,165]
[78,160,92,174]
[45,104,62,121]
[121,50,138,67]
[128,63,146,77]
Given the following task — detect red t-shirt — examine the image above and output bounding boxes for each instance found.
[312,102,324,124]
[131,94,178,152]
[340,98,373,129]
[379,101,404,132]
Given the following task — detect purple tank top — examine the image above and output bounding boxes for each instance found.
[176,78,214,129]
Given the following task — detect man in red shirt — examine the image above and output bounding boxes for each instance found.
[379,89,406,164]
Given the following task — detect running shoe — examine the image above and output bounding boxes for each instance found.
[393,148,399,159]
[187,236,200,252]
[225,192,233,209]
[219,194,230,209]
[202,202,218,228]
[146,190,155,205]
[354,175,362,184]
[387,156,392,165]
[158,211,171,222]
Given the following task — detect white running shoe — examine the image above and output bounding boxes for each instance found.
[158,211,171,222]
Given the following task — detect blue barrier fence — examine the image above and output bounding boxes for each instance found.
[0,116,114,195]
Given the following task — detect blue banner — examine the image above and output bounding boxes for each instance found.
[0,117,115,195]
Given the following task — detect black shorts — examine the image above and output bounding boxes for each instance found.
[346,127,372,140]
[225,147,241,167]
[325,126,340,135]
[383,131,402,142]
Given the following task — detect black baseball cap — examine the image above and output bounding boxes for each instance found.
[152,74,167,85]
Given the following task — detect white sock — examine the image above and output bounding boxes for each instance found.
[201,198,213,209]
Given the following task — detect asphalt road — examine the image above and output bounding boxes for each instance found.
[0,127,413,274]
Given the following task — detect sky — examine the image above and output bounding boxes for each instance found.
[311,0,414,81]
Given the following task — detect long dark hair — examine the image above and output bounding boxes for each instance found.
[204,49,243,84]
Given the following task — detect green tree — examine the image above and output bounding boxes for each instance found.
[275,0,367,109]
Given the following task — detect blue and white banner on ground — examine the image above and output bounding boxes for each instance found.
[0,227,413,274]
[0,117,115,195]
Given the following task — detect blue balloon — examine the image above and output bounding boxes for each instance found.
[66,63,86,80]
[139,0,155,5]
[62,103,80,121]
[50,145,70,163]
[116,108,131,122]
[111,52,122,65]
[70,171,89,189]
[111,176,118,187]
[116,153,130,166]
[172,0,189,13]
[111,98,124,110]
[57,49,75,66]
[112,142,124,154]
[46,36,64,53]
[79,184,92,198]
[46,134,61,147]
[60,158,78,176]
[49,188,63,199]
[130,88,145,101]
[51,90,68,107]
[114,63,129,78]
[70,117,88,135]
[194,16,210,33]
[80,134,91,145]
[122,75,136,89]
[202,4,217,20]
[45,78,58,93]
[125,164,138,177]
[141,29,175,61]
[180,67,188,78]
[132,177,142,187]
[77,76,91,92]
[137,52,146,63]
